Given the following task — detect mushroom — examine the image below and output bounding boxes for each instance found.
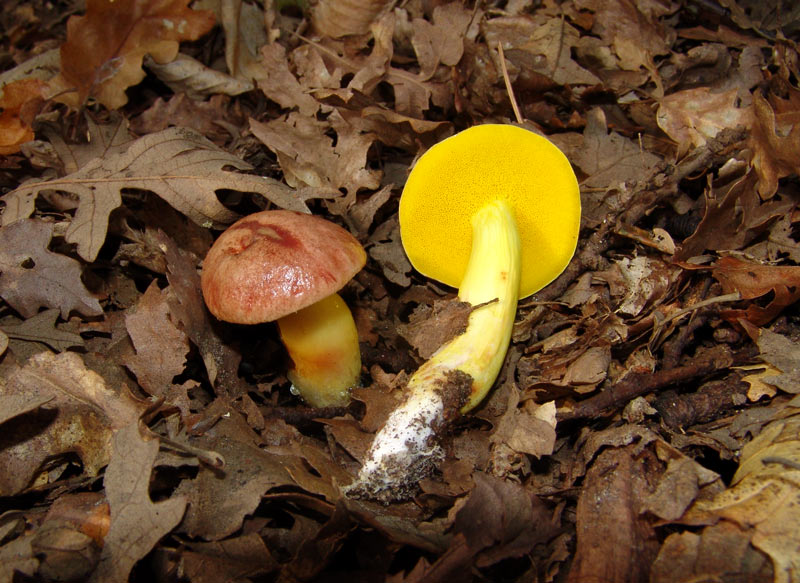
[201,210,366,408]
[347,124,581,500]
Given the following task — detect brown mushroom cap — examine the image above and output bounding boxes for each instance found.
[201,210,366,324]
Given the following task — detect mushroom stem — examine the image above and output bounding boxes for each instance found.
[277,293,362,408]
[347,199,521,500]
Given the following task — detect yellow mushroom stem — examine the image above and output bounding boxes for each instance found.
[277,293,361,408]
[348,199,521,499]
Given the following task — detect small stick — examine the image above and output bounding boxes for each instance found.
[497,42,523,124]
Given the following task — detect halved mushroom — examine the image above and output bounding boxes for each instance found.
[347,124,581,500]
[201,210,366,408]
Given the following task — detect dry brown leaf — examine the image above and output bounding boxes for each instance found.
[410,3,473,79]
[0,219,102,318]
[159,231,250,397]
[89,424,187,583]
[674,171,794,261]
[398,299,473,359]
[130,94,238,141]
[452,472,557,568]
[657,87,752,157]
[651,521,773,582]
[3,127,311,261]
[174,414,295,540]
[681,412,800,582]
[249,112,381,203]
[0,309,84,352]
[180,534,278,582]
[568,445,660,583]
[750,90,800,198]
[311,0,393,38]
[256,43,324,117]
[51,0,215,109]
[712,256,800,328]
[754,329,800,395]
[124,281,190,398]
[0,78,47,155]
[0,352,146,496]
[144,53,255,98]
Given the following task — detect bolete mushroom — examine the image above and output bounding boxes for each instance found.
[347,124,580,500]
[201,210,366,408]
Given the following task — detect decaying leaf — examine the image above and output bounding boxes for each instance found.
[51,0,216,109]
[89,424,187,583]
[0,219,102,318]
[0,308,84,352]
[679,410,800,582]
[0,78,47,155]
[750,90,800,198]
[657,87,751,157]
[2,127,315,261]
[712,256,800,328]
[0,352,146,496]
[124,281,190,398]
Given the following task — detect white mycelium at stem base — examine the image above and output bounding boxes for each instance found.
[348,199,521,499]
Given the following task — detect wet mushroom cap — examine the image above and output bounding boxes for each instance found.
[201,210,366,324]
[399,124,581,299]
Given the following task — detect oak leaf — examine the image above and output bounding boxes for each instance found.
[2,127,313,261]
[750,90,800,198]
[124,281,190,398]
[0,309,85,352]
[89,424,187,582]
[0,78,47,155]
[712,256,800,327]
[51,0,215,109]
[0,219,102,318]
[0,352,147,496]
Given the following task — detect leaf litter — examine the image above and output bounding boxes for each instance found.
[0,0,800,581]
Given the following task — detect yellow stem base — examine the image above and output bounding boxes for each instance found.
[277,293,361,408]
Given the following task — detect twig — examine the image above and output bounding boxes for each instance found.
[556,344,756,422]
[496,42,523,124]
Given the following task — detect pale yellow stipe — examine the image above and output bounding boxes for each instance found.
[408,198,521,412]
[277,293,361,408]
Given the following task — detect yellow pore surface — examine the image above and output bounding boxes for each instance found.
[399,124,581,299]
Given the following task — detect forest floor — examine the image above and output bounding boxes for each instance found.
[1,0,800,582]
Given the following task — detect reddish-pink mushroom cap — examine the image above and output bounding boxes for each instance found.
[201,210,366,324]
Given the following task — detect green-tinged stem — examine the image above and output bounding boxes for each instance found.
[347,199,521,501]
[277,293,361,408]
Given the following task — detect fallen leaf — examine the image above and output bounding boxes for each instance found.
[143,53,255,99]
[249,112,381,203]
[754,329,800,395]
[682,411,800,582]
[180,534,278,582]
[174,414,295,540]
[0,219,102,318]
[89,424,187,582]
[0,308,85,352]
[657,87,751,157]
[0,78,47,155]
[398,298,473,359]
[452,472,557,568]
[3,127,312,261]
[124,281,190,397]
[310,0,392,38]
[750,90,800,198]
[651,521,773,583]
[51,0,215,109]
[159,231,249,397]
[567,445,660,583]
[712,256,800,327]
[0,352,146,495]
[256,43,322,117]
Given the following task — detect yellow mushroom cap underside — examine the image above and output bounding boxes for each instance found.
[399,124,581,299]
